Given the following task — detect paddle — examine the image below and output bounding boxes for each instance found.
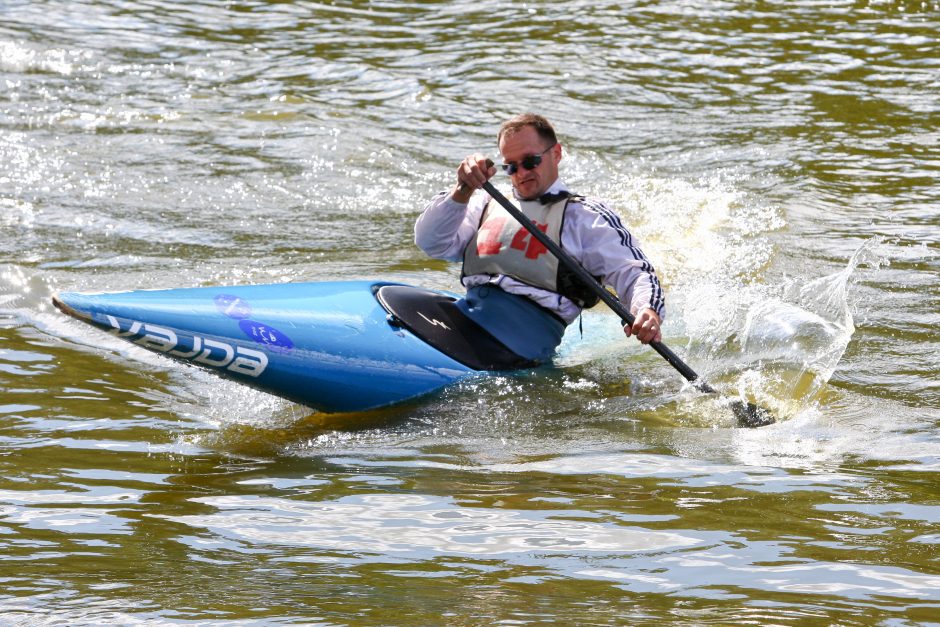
[478,178,775,428]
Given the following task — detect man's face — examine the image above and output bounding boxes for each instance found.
[498,126,561,200]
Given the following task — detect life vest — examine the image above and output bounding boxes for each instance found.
[462,190,600,308]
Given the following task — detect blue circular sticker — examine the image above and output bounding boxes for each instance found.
[214,294,252,320]
[238,320,294,353]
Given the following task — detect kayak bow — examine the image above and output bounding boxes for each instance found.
[52,281,515,413]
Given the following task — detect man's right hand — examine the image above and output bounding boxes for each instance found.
[624,308,663,345]
[452,154,496,203]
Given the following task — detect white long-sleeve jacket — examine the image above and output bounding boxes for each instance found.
[414,179,666,325]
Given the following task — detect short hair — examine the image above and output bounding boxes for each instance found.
[497,113,558,147]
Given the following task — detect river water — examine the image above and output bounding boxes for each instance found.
[2,1,938,624]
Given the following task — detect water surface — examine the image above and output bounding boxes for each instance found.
[1,1,938,624]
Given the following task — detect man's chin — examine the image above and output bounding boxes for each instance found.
[516,183,540,200]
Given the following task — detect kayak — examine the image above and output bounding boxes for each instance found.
[52,281,537,413]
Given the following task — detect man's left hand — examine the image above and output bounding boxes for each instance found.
[624,308,662,344]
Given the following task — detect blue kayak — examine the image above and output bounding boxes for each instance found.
[52,281,536,413]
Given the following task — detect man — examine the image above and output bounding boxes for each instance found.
[415,113,664,364]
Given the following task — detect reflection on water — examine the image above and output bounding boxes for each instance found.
[2,0,939,623]
[162,492,700,555]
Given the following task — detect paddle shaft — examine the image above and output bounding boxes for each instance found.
[480,181,717,394]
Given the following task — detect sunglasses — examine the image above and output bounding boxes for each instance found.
[501,144,555,175]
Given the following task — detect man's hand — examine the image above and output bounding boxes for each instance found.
[624,308,662,344]
[452,154,496,203]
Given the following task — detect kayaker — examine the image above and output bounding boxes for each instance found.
[415,113,665,363]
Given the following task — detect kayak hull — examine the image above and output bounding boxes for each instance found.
[53,281,477,413]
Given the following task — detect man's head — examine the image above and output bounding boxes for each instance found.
[497,113,562,200]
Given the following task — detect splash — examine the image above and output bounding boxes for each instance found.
[695,238,884,420]
[575,151,889,425]
[0,40,91,75]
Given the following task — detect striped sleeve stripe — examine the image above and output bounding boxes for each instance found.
[649,279,665,314]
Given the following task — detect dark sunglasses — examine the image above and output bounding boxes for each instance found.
[501,144,555,175]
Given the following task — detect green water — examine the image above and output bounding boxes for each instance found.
[1,1,938,624]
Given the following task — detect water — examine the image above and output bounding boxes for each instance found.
[2,1,938,624]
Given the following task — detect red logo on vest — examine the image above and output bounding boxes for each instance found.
[477,217,548,260]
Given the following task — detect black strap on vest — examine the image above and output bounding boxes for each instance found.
[556,193,601,308]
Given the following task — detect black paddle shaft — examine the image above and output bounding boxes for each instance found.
[480,181,716,394]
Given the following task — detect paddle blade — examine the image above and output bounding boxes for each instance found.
[731,401,776,428]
